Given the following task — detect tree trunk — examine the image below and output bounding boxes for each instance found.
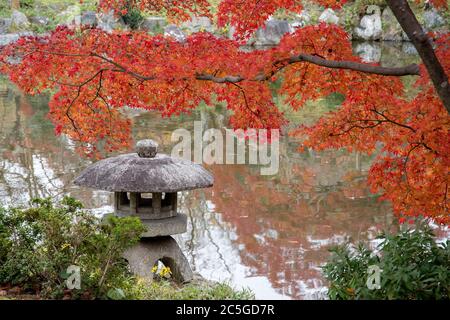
[387,0,450,114]
[11,0,20,10]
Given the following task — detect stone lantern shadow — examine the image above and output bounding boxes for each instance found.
[74,139,213,283]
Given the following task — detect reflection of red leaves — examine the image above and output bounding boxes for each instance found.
[55,124,63,135]
[207,156,390,298]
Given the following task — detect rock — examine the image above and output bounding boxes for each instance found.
[381,7,403,41]
[354,42,381,63]
[48,2,66,12]
[140,16,167,33]
[56,5,81,26]
[249,19,292,46]
[0,18,12,34]
[423,8,445,30]
[354,5,382,41]
[182,16,213,33]
[0,32,33,47]
[164,24,186,42]
[29,16,50,28]
[291,11,311,28]
[319,9,339,24]
[98,10,126,32]
[81,11,97,27]
[0,33,20,46]
[11,10,30,31]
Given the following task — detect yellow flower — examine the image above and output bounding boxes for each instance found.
[159,266,172,278]
[61,243,72,250]
[151,266,158,274]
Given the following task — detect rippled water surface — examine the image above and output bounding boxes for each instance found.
[0,43,446,299]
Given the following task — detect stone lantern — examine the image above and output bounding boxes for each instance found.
[73,139,213,282]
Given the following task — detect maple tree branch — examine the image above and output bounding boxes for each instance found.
[196,54,419,83]
[330,122,383,136]
[286,54,420,77]
[370,109,416,132]
[65,86,82,138]
[230,82,261,121]
[90,53,156,81]
[196,74,244,83]
[34,49,420,87]
[87,69,105,105]
[52,68,111,87]
[387,0,450,114]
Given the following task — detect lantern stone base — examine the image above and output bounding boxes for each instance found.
[140,214,187,238]
[124,236,193,283]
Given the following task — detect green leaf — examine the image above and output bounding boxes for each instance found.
[107,288,126,300]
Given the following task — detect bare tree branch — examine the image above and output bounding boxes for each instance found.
[287,54,419,77]
[196,54,420,84]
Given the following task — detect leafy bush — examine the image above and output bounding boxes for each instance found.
[128,279,255,300]
[0,197,145,299]
[20,0,36,9]
[323,225,450,300]
[122,7,144,30]
[0,197,254,300]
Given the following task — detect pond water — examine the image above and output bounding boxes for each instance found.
[0,42,447,299]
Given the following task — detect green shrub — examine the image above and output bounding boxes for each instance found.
[128,279,255,300]
[0,197,254,300]
[323,224,450,300]
[20,0,36,9]
[0,197,145,299]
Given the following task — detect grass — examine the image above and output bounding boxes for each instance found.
[128,279,255,300]
[0,0,97,19]
[1,280,255,300]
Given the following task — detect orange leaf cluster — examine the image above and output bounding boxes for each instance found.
[289,29,450,224]
[0,1,449,224]
[217,0,303,41]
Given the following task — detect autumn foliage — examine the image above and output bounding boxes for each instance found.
[0,0,448,224]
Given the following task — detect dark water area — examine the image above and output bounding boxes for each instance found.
[0,42,447,299]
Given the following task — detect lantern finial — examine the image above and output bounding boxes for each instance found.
[136,139,158,158]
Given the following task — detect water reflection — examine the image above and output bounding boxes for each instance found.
[0,79,396,299]
[0,43,446,299]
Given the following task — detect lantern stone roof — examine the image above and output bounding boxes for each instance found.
[73,139,213,193]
